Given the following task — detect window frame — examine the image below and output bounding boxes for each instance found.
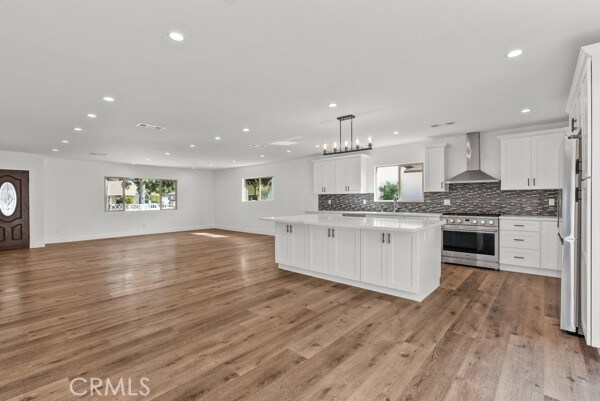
[104,176,178,212]
[373,163,424,203]
[242,176,274,202]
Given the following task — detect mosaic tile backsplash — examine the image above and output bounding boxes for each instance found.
[318,183,559,216]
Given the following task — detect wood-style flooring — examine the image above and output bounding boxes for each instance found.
[1,230,599,401]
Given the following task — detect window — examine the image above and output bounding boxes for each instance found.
[243,177,274,202]
[375,163,424,202]
[104,177,177,211]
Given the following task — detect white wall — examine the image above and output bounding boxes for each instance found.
[43,158,214,243]
[0,150,45,247]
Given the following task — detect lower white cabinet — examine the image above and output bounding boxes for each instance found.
[361,229,417,293]
[499,218,561,276]
[308,225,360,280]
[275,223,308,269]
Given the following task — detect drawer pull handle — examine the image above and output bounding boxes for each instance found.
[514,256,525,259]
[382,233,385,243]
[513,224,525,227]
[513,239,525,242]
[388,233,391,244]
[328,228,331,237]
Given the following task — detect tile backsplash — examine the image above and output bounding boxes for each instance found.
[318,183,559,216]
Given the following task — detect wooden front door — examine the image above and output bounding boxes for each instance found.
[0,170,30,250]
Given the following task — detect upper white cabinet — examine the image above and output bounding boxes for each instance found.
[312,154,369,194]
[499,129,565,190]
[424,144,448,192]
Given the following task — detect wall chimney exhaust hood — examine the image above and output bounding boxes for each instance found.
[445,132,500,184]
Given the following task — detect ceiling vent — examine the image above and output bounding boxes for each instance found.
[89,152,109,156]
[249,144,267,148]
[136,123,166,130]
[430,121,457,128]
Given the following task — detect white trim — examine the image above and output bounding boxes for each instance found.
[279,264,433,302]
[30,240,45,248]
[44,225,214,244]
[500,263,561,278]
[566,43,600,112]
[496,127,567,141]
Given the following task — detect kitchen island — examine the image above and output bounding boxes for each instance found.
[262,214,443,301]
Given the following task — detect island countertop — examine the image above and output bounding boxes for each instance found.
[260,214,443,232]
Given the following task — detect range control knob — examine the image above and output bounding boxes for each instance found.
[449,218,455,223]
[456,219,462,224]
[480,220,486,225]
[488,220,495,225]
[472,219,478,224]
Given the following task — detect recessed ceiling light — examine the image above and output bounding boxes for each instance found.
[74,127,82,132]
[521,108,532,113]
[328,103,337,108]
[393,131,399,135]
[242,128,250,132]
[87,113,97,118]
[260,155,265,158]
[286,150,291,153]
[61,140,69,143]
[146,158,150,161]
[165,152,171,155]
[214,136,221,140]
[52,148,59,152]
[103,96,115,102]
[131,162,136,165]
[232,160,237,163]
[506,49,524,58]
[315,144,321,148]
[189,144,196,148]
[209,164,214,167]
[168,32,185,42]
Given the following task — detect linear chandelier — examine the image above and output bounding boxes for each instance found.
[323,114,373,155]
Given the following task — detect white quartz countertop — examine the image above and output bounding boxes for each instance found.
[261,214,443,232]
[305,210,442,218]
[500,215,558,222]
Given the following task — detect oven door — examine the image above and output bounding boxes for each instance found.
[442,227,498,263]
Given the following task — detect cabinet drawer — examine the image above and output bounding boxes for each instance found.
[500,230,540,250]
[500,247,541,268]
[500,219,540,232]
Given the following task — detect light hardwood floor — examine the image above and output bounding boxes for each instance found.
[1,230,599,401]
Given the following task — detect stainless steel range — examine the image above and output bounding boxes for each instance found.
[441,213,500,270]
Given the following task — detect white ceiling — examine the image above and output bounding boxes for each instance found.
[1,0,599,170]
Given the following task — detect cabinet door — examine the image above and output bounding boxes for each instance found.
[313,162,327,194]
[346,157,363,193]
[387,232,417,293]
[324,160,337,193]
[330,227,360,280]
[580,61,592,179]
[289,224,307,269]
[360,230,387,286]
[532,134,563,189]
[425,147,445,192]
[275,223,289,265]
[335,159,348,193]
[501,137,532,190]
[308,225,331,274]
[540,221,561,271]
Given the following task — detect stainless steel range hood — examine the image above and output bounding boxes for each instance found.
[445,132,500,184]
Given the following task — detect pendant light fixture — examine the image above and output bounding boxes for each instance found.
[322,115,373,155]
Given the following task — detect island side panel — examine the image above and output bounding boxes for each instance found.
[417,225,442,298]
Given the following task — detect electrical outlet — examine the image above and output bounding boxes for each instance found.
[328,200,332,205]
[549,198,555,206]
[443,199,451,206]
[362,199,367,205]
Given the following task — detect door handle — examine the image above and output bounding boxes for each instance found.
[328,228,331,237]
[533,178,536,186]
[286,225,289,233]
[571,117,578,132]
[387,233,391,244]
[332,228,335,238]
[290,225,293,234]
[557,232,564,244]
[441,182,443,189]
[527,178,530,186]
[382,233,385,243]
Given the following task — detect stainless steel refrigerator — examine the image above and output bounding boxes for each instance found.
[559,134,581,333]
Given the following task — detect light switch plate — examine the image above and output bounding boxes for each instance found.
[328,200,332,205]
[362,200,367,205]
[549,198,555,206]
[443,199,451,206]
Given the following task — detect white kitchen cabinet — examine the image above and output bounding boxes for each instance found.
[308,225,360,279]
[499,217,561,277]
[275,223,308,269]
[424,144,447,192]
[361,230,417,294]
[313,154,369,194]
[312,160,336,194]
[540,221,561,272]
[499,130,564,190]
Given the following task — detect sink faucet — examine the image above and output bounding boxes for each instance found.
[393,195,399,212]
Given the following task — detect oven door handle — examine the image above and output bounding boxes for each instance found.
[442,227,498,233]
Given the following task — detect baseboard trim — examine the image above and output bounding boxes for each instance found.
[45,225,214,244]
[500,263,561,278]
[212,225,274,236]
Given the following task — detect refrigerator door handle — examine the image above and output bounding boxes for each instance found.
[557,232,564,245]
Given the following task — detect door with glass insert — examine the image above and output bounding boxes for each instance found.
[0,170,29,250]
